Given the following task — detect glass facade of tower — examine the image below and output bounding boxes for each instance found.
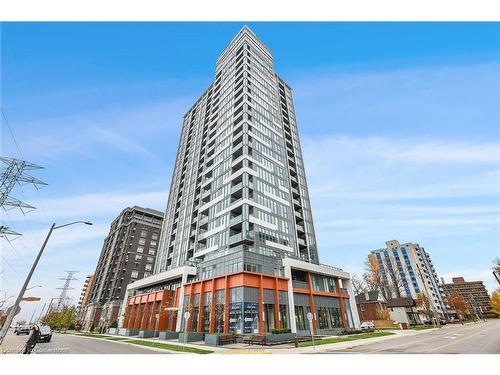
[156,26,318,276]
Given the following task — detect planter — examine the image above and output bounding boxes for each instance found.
[159,331,179,340]
[138,330,157,338]
[178,332,204,343]
[108,328,118,335]
[124,329,139,336]
[266,333,296,343]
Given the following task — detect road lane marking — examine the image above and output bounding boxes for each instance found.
[364,324,488,353]
[427,328,490,353]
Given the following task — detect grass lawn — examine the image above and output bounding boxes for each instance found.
[126,339,213,354]
[75,333,112,339]
[410,326,435,330]
[298,331,394,347]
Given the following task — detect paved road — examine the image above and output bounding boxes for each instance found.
[38,333,165,354]
[1,331,164,354]
[324,320,500,354]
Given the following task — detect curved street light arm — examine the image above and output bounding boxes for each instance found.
[54,221,93,230]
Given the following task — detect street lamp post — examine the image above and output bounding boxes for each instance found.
[0,221,92,344]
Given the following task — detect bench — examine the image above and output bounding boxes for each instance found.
[218,334,237,345]
[243,335,267,346]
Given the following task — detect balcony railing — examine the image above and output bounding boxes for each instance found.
[230,215,243,226]
[229,232,254,246]
[230,182,243,194]
[292,280,309,289]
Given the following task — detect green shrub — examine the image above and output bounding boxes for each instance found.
[271,328,292,334]
[110,321,118,328]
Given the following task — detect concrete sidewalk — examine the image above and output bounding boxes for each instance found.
[0,330,29,354]
[73,324,470,354]
[93,329,420,354]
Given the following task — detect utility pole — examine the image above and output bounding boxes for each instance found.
[467,293,482,321]
[29,306,37,325]
[0,221,92,345]
[416,264,441,328]
[56,271,78,310]
[37,302,47,324]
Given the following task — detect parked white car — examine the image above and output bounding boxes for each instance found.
[360,321,375,331]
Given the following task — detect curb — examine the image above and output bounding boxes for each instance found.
[67,334,190,354]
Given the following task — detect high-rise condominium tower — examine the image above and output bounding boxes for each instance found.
[119,27,359,337]
[156,26,318,271]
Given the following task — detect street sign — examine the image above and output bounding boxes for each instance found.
[165,307,179,311]
[306,312,315,350]
[21,296,41,302]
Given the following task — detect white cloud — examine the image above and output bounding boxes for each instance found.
[302,134,500,283]
[4,96,192,162]
[305,136,500,166]
[4,190,168,223]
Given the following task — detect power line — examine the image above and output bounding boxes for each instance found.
[2,210,42,258]
[0,253,26,283]
[3,236,31,269]
[1,107,24,160]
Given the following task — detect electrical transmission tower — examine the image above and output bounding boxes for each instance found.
[55,271,79,310]
[0,156,47,237]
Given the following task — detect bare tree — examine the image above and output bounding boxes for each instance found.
[416,292,432,321]
[493,258,500,291]
[362,255,390,300]
[0,290,12,310]
[214,304,225,335]
[384,263,404,299]
[351,273,368,295]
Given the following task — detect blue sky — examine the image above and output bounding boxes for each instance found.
[1,22,499,320]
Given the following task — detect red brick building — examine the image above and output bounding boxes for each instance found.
[355,291,387,322]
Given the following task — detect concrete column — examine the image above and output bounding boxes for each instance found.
[175,270,189,332]
[343,278,361,328]
[209,279,216,333]
[274,277,281,330]
[284,264,297,333]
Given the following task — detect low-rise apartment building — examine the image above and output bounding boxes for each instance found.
[443,277,492,318]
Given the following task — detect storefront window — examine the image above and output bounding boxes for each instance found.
[294,305,311,331]
[279,304,289,329]
[229,287,243,334]
[229,302,243,334]
[215,290,225,334]
[191,293,200,332]
[313,296,342,330]
[316,306,341,329]
[263,303,275,332]
[202,292,211,332]
[244,302,259,334]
